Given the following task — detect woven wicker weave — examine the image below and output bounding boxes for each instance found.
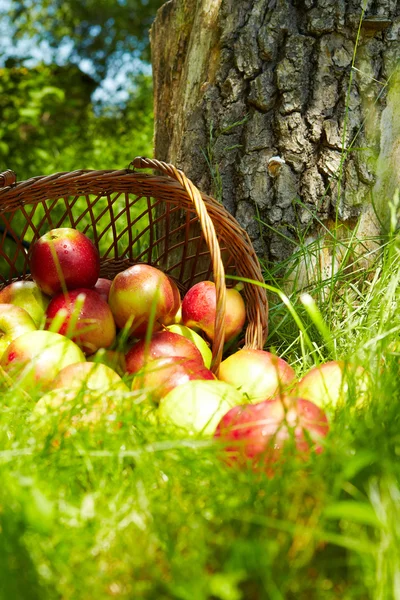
[0,157,268,371]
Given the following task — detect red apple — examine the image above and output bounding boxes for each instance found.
[29,227,100,296]
[0,330,85,392]
[295,360,369,409]
[45,288,116,354]
[125,330,204,374]
[0,280,50,327]
[181,281,246,343]
[93,277,112,302]
[108,264,181,338]
[214,396,329,472]
[218,348,296,402]
[132,356,215,403]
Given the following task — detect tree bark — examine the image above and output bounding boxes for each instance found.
[151,0,400,285]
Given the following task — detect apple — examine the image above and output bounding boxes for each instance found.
[50,361,129,395]
[158,379,246,436]
[0,330,85,393]
[87,348,127,377]
[125,330,204,374]
[93,277,112,302]
[45,288,116,354]
[0,280,50,327]
[32,387,125,438]
[181,281,246,342]
[218,349,296,402]
[295,360,369,409]
[108,264,181,338]
[29,227,100,296]
[165,323,212,368]
[0,303,37,359]
[214,396,329,471]
[132,356,215,403]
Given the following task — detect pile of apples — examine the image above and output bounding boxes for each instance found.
[0,227,368,472]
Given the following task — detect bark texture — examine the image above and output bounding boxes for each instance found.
[151,0,400,282]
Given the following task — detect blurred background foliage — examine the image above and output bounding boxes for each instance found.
[0,0,165,179]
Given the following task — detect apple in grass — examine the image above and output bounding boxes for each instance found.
[108,264,181,338]
[295,360,370,409]
[45,288,116,354]
[181,281,246,343]
[125,330,205,374]
[132,356,215,403]
[158,379,246,436]
[0,280,50,327]
[87,348,127,377]
[29,227,100,296]
[218,348,296,403]
[0,330,85,393]
[0,304,37,359]
[50,362,129,395]
[214,395,329,472]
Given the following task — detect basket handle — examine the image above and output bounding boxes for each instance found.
[132,156,226,373]
[0,170,17,189]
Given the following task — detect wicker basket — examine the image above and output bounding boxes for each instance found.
[0,157,268,372]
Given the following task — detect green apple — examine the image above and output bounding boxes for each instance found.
[158,379,246,436]
[0,330,85,393]
[166,324,212,368]
[50,361,130,395]
[0,303,37,359]
[0,281,50,327]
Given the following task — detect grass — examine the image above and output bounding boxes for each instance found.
[0,219,399,599]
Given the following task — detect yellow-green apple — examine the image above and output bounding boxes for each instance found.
[0,304,37,358]
[29,227,100,296]
[50,361,129,395]
[0,330,85,392]
[125,330,204,374]
[132,356,215,403]
[0,280,50,327]
[218,349,296,402]
[87,348,127,377]
[181,281,246,343]
[295,360,369,409]
[45,288,116,354]
[158,379,246,436]
[214,396,329,472]
[108,264,181,338]
[166,323,212,368]
[93,277,112,302]
[32,387,126,439]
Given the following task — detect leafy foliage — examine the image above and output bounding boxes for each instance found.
[0,63,154,179]
[4,0,166,81]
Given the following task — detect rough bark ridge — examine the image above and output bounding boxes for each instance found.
[151,0,400,279]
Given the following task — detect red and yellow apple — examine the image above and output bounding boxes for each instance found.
[214,395,329,472]
[125,330,204,374]
[93,277,112,302]
[165,323,212,368]
[45,288,116,354]
[295,360,369,409]
[218,348,296,402]
[0,303,37,358]
[108,264,181,338]
[132,356,215,403]
[50,361,129,395]
[0,330,85,392]
[29,227,100,296]
[0,280,50,327]
[181,281,246,343]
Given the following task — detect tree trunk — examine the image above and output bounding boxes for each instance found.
[151,0,400,287]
